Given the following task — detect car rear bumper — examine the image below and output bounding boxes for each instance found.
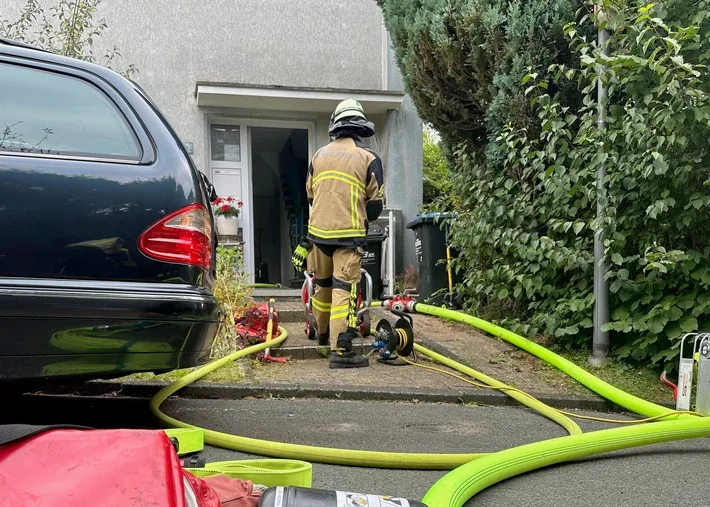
[0,278,223,380]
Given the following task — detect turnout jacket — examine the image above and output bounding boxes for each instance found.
[306,136,385,247]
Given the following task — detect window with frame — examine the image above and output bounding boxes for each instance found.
[0,62,142,161]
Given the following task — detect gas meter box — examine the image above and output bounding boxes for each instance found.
[259,486,427,507]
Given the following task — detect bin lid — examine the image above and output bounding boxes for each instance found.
[406,212,457,229]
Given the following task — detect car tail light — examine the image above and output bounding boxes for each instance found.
[138,204,213,270]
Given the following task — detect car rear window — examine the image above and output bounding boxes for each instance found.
[0,62,142,161]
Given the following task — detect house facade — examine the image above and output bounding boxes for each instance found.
[1,0,423,288]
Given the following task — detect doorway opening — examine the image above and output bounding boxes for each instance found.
[250,127,309,287]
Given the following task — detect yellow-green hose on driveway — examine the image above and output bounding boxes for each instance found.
[422,415,710,507]
[413,303,693,420]
[148,301,709,506]
[150,326,582,469]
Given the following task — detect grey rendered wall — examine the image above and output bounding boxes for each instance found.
[97,0,384,172]
[384,36,423,273]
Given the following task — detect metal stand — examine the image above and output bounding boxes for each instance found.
[674,332,710,414]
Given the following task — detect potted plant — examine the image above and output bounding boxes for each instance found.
[214,197,243,236]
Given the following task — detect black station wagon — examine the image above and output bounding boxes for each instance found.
[0,38,222,383]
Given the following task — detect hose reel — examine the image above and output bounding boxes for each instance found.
[371,311,415,365]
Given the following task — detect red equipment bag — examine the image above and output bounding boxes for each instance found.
[0,425,260,507]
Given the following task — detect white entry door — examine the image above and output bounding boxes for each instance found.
[209,122,254,281]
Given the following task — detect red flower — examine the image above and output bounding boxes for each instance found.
[214,197,223,205]
[237,201,243,207]
[220,204,230,212]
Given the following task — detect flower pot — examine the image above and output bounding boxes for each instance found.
[216,216,239,236]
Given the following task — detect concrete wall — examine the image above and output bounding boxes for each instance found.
[92,0,385,163]
[384,35,423,273]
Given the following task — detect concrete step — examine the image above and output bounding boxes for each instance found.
[268,321,374,360]
[243,301,304,323]
[252,288,302,302]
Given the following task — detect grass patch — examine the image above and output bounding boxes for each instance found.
[554,349,673,405]
[122,368,196,383]
[119,358,254,384]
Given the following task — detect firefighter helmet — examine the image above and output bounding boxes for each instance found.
[329,99,375,138]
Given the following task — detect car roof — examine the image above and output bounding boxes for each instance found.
[0,37,130,88]
[0,37,49,52]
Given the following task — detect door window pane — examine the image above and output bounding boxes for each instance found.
[210,125,241,162]
[0,63,141,161]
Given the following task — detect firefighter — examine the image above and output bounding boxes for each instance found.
[292,99,385,368]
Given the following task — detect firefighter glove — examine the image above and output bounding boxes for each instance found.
[292,239,311,272]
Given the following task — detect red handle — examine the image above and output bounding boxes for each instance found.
[660,371,678,400]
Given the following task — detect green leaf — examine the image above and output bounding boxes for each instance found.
[580,55,595,66]
[676,293,695,310]
[680,316,698,332]
[665,321,681,339]
[573,222,584,235]
[647,315,668,334]
[522,73,537,85]
[667,305,683,321]
[497,288,509,300]
[611,253,623,265]
[612,306,630,320]
[616,346,632,359]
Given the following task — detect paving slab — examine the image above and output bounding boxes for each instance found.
[82,296,670,412]
[370,308,595,397]
[267,302,595,398]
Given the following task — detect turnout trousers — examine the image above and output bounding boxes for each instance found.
[308,243,363,349]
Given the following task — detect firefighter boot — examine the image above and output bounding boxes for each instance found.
[330,328,369,369]
[319,324,330,346]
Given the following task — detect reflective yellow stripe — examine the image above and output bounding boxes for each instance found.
[330,310,350,320]
[351,185,357,229]
[313,171,365,192]
[330,304,351,320]
[348,283,358,328]
[308,225,366,239]
[312,298,331,312]
[313,175,363,193]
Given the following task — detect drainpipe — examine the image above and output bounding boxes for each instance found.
[591,11,611,366]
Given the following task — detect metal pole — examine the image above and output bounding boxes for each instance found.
[591,24,611,366]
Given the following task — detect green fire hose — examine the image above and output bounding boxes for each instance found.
[413,303,691,420]
[410,302,705,505]
[149,301,708,506]
[422,416,710,507]
[150,327,581,469]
